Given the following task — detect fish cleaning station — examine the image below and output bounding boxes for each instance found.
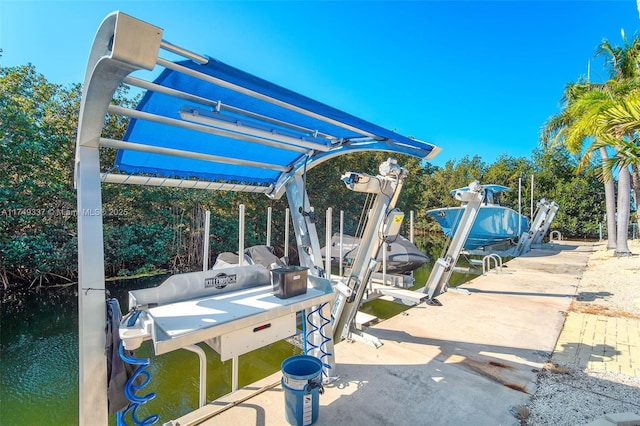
[75,12,572,426]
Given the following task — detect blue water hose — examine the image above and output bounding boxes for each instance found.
[117,341,159,426]
[304,302,332,380]
[301,309,307,353]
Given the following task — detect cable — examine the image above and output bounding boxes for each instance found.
[305,302,333,380]
[301,309,307,353]
[117,342,159,426]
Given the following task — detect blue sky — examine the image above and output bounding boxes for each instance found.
[1,0,638,167]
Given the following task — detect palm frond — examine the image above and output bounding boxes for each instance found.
[540,112,573,149]
[599,96,640,137]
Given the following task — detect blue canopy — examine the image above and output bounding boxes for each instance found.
[115,57,437,188]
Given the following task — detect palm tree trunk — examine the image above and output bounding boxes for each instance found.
[615,164,632,256]
[631,164,640,240]
[600,147,617,248]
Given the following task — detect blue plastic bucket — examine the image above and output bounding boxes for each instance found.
[281,355,323,426]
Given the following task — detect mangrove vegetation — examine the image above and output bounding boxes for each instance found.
[1,47,638,293]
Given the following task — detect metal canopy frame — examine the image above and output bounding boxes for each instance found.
[75,11,439,424]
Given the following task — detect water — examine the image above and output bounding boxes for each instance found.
[1,287,80,425]
[0,277,304,425]
[0,235,475,425]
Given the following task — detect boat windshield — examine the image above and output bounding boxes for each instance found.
[484,190,501,205]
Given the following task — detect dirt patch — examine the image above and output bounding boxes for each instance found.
[569,299,640,320]
[566,240,640,319]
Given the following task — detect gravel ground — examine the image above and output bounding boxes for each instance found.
[525,364,640,425]
[523,239,640,426]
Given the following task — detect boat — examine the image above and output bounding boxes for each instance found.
[321,233,429,274]
[427,184,529,250]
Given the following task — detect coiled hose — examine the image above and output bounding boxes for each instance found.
[304,302,332,380]
[117,340,159,425]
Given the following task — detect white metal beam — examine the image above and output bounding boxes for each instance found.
[108,105,310,154]
[180,108,332,152]
[158,57,380,138]
[75,12,163,425]
[123,76,339,142]
[99,137,289,172]
[77,145,108,425]
[100,173,273,194]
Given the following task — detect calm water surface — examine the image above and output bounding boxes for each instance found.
[0,236,476,425]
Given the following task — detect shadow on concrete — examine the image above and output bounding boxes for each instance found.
[318,354,534,425]
[554,340,621,363]
[365,326,549,391]
[195,334,639,426]
[519,243,592,258]
[464,288,576,298]
[312,336,639,426]
[576,291,614,302]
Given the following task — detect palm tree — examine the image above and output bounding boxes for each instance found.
[540,82,618,249]
[541,31,640,255]
[597,92,640,239]
[568,82,637,255]
[596,30,640,248]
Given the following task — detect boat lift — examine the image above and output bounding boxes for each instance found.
[516,199,559,255]
[418,181,485,302]
[74,12,439,425]
[330,159,417,346]
[532,200,560,245]
[323,212,427,307]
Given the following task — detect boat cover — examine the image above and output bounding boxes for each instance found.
[321,233,430,274]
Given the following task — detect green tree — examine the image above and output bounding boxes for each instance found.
[532,145,604,238]
[541,81,620,248]
[484,154,534,215]
[541,30,640,255]
[423,156,486,208]
[0,64,79,288]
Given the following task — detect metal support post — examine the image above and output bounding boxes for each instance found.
[284,208,290,261]
[284,174,336,375]
[232,356,239,392]
[284,175,325,274]
[410,210,415,243]
[75,13,163,425]
[183,345,207,408]
[203,211,210,271]
[325,207,332,274]
[518,199,551,254]
[332,159,407,343]
[419,181,484,301]
[532,201,559,245]
[239,204,245,265]
[266,206,272,247]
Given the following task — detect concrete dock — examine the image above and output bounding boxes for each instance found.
[172,241,595,426]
